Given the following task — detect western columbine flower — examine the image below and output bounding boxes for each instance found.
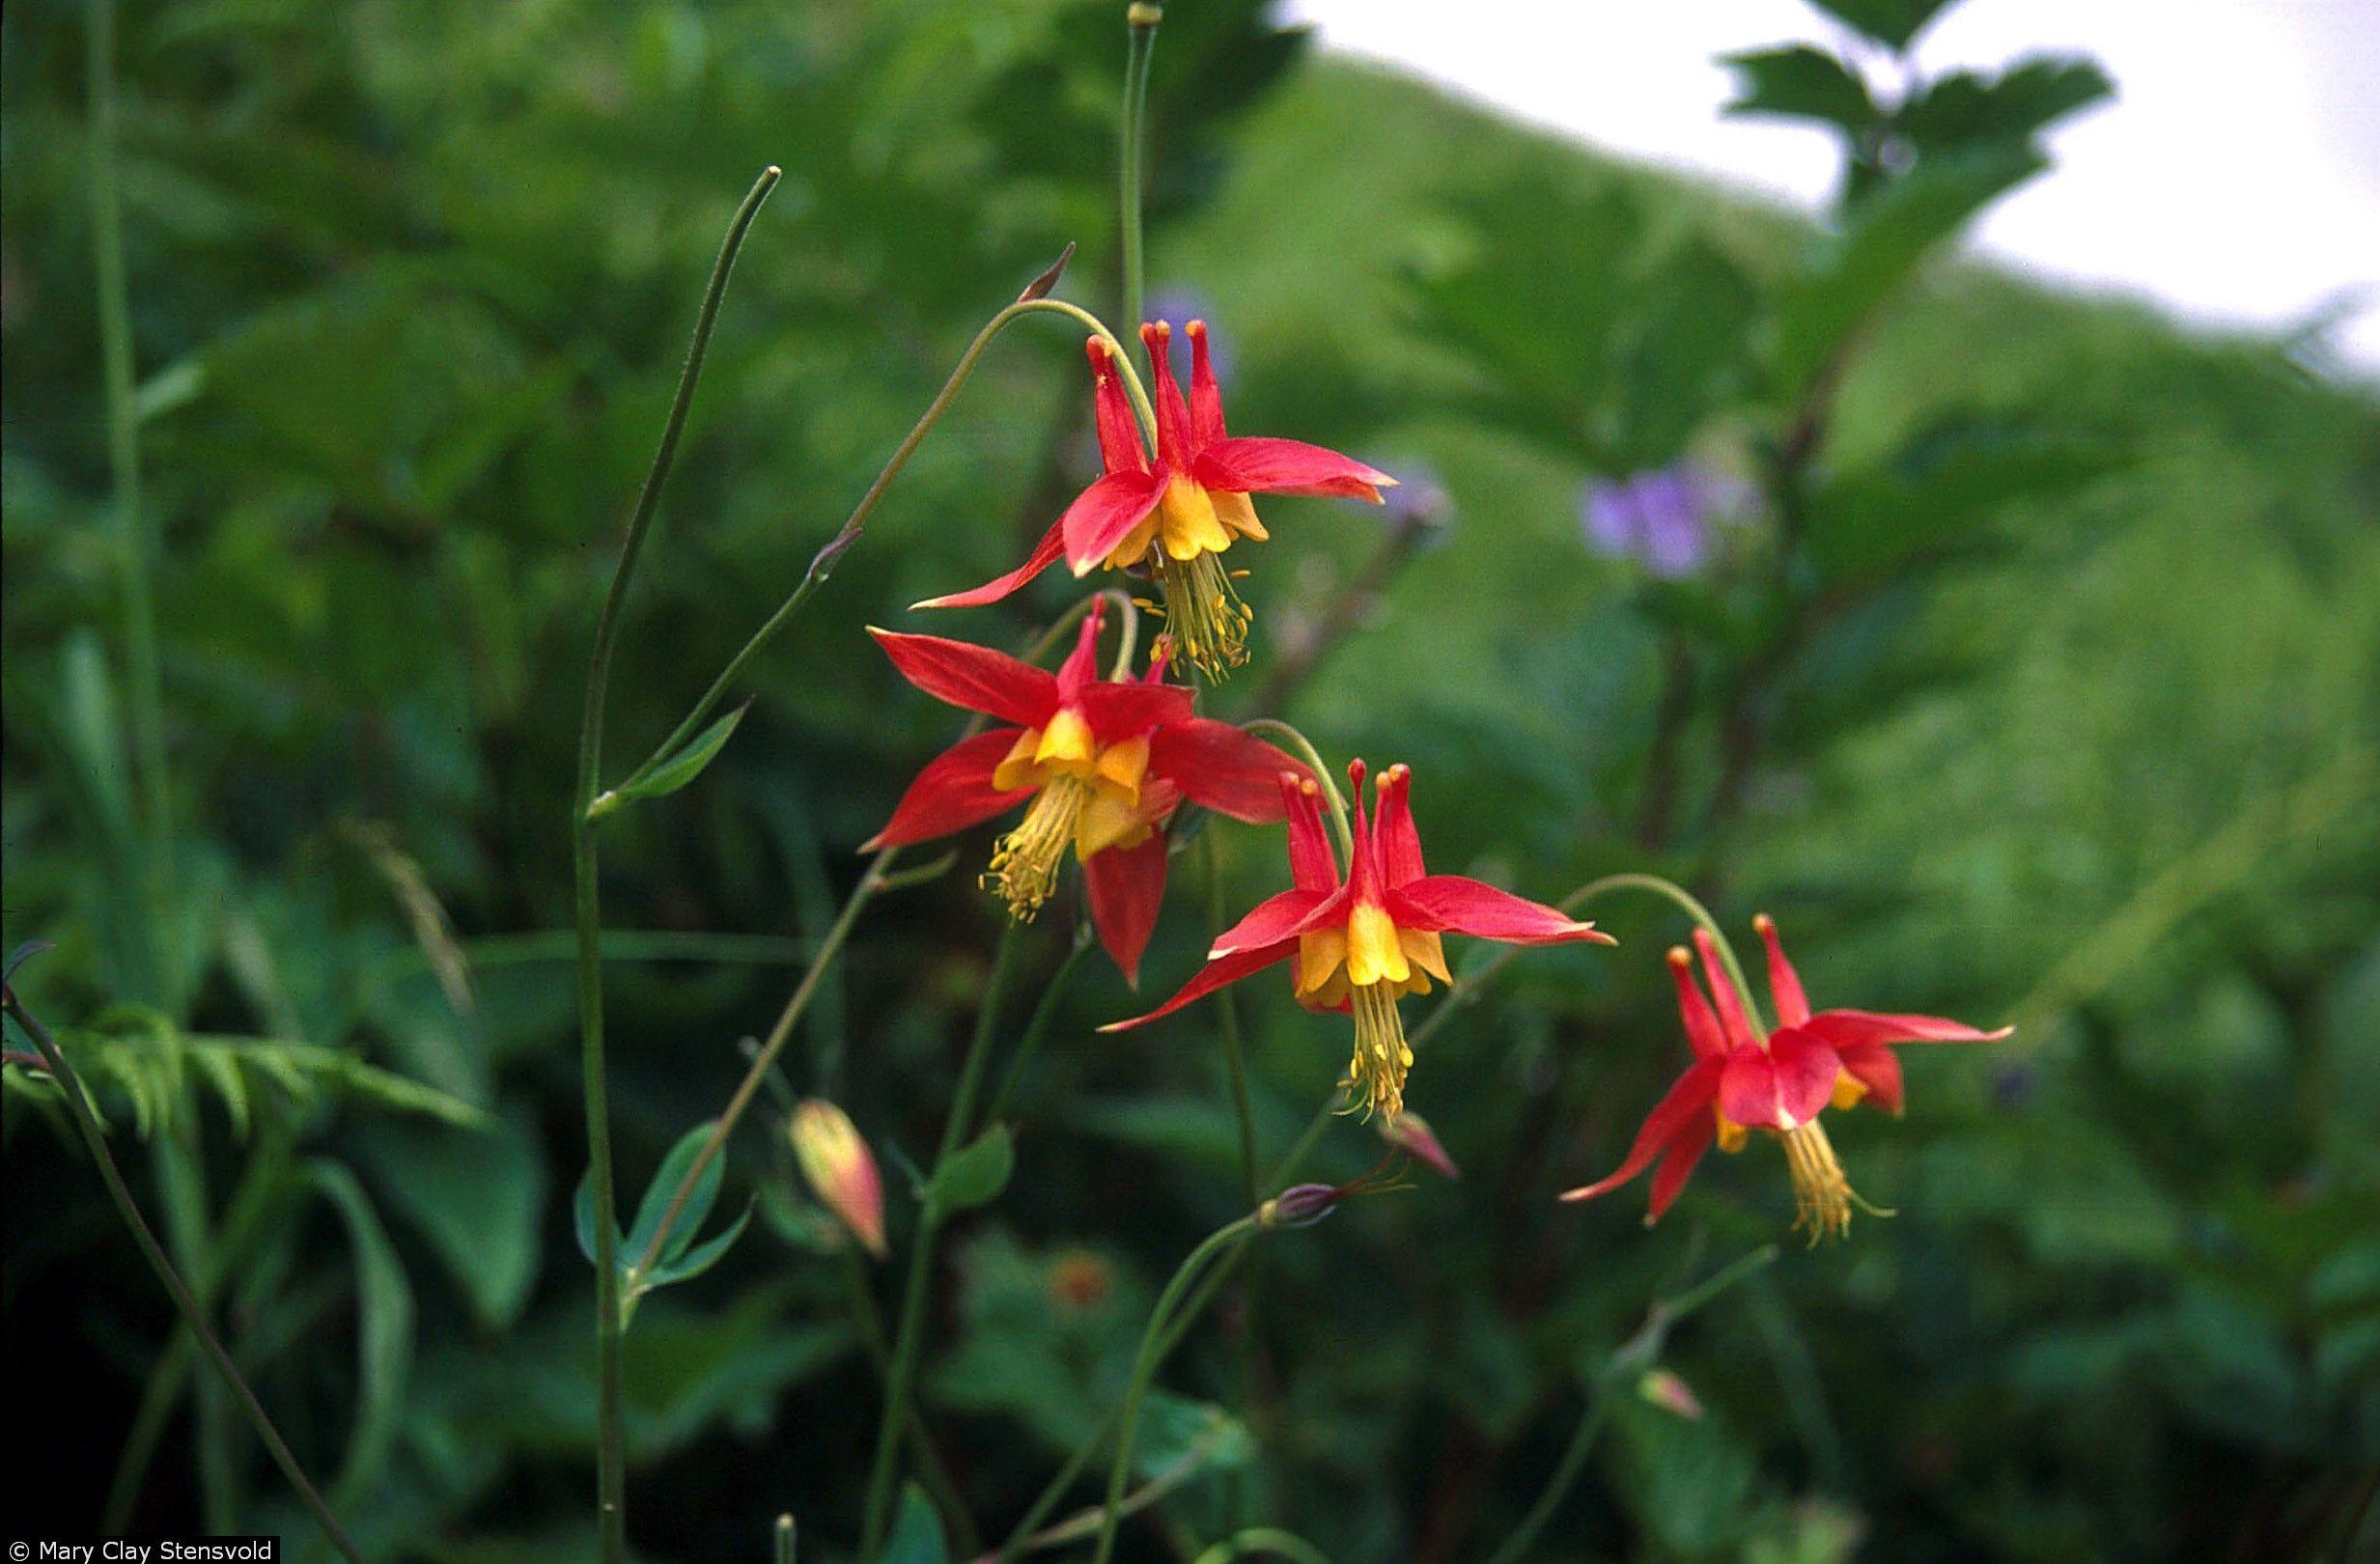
[1560,916,2009,1240]
[914,322,1396,678]
[790,1099,887,1259]
[1103,761,1612,1118]
[864,600,1303,981]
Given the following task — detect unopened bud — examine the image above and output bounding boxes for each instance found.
[1379,1111,1460,1180]
[1257,1183,1338,1230]
[790,1100,887,1259]
[1638,1367,1705,1420]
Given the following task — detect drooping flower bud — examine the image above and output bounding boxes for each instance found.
[1638,1368,1705,1420]
[1257,1183,1340,1230]
[1378,1110,1461,1181]
[790,1099,887,1259]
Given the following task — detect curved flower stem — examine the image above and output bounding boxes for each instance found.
[1090,1215,1262,1564]
[573,163,781,1562]
[1190,1531,1334,1564]
[1480,1244,1778,1564]
[597,300,1150,809]
[1237,719,1353,860]
[2,984,365,1564]
[1207,835,1259,1205]
[1118,5,1161,338]
[861,920,1031,1560]
[1406,872,1765,1057]
[1105,588,1143,681]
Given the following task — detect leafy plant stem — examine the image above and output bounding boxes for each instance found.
[1090,1215,1261,1564]
[1479,1244,1777,1564]
[984,923,1098,1128]
[3,984,364,1564]
[574,163,782,1564]
[861,919,1029,1559]
[837,1243,981,1553]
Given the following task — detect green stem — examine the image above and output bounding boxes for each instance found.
[4,987,364,1564]
[1407,872,1762,1057]
[838,1244,981,1553]
[86,0,172,994]
[987,1244,1247,1563]
[1090,1216,1260,1564]
[1118,8,1160,335]
[1238,719,1352,860]
[633,851,899,1276]
[1207,835,1259,1205]
[861,921,1029,1560]
[602,301,1148,807]
[573,163,782,1564]
[984,924,1098,1128]
[1480,1245,1776,1564]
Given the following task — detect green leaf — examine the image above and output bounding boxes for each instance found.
[1806,0,1953,51]
[357,1103,547,1329]
[590,702,749,819]
[882,1483,948,1564]
[1721,46,1876,133]
[1900,56,2114,156]
[922,1123,1014,1218]
[308,1158,416,1515]
[627,1122,727,1271]
[643,1201,753,1290]
[1768,144,2042,402]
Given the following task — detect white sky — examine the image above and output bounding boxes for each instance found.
[1281,0,2380,375]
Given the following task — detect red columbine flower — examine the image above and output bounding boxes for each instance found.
[914,321,1395,678]
[1103,760,1612,1118]
[863,600,1302,982]
[1560,915,2009,1240]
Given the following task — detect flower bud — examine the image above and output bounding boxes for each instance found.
[1378,1110,1461,1181]
[1638,1367,1705,1420]
[1257,1183,1339,1230]
[790,1099,887,1259]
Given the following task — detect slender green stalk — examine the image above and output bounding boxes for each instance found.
[861,922,1030,1559]
[1117,8,1161,334]
[574,164,782,1564]
[774,1514,798,1564]
[994,1413,1238,1555]
[838,1244,981,1552]
[4,987,363,1564]
[988,1244,1247,1563]
[86,0,172,990]
[1207,835,1259,1204]
[1238,719,1352,859]
[633,850,899,1275]
[1090,1215,1260,1564]
[984,925,1098,1128]
[1407,872,1760,1058]
[602,300,1150,808]
[1480,1245,1777,1564]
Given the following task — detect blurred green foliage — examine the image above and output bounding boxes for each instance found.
[4,0,2375,1560]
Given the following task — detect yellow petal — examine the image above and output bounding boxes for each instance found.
[1345,902,1411,988]
[1034,707,1096,770]
[1160,476,1233,560]
[1074,793,1150,858]
[1297,928,1348,997]
[1829,1072,1868,1111]
[992,728,1044,793]
[1212,489,1269,541]
[1715,1113,1748,1155]
[1402,930,1452,986]
[1094,734,1150,799]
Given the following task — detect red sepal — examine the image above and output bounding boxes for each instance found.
[1559,1057,1723,1204]
[1083,831,1169,987]
[1099,938,1295,1033]
[862,730,1034,850]
[911,518,1068,610]
[1149,720,1305,821]
[1718,1031,1841,1131]
[1386,876,1610,945]
[1191,436,1391,501]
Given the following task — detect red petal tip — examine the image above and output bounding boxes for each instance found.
[1580,926,1620,946]
[1139,321,1171,346]
[1346,757,1368,790]
[1752,911,1776,934]
[1666,946,1694,969]
[1185,319,1206,337]
[1085,336,1111,367]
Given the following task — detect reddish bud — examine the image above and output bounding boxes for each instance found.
[1258,1183,1339,1230]
[1638,1368,1705,1420]
[790,1100,887,1259]
[1379,1110,1461,1181]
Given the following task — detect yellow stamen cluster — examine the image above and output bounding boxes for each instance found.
[1151,551,1254,677]
[1098,478,1268,678]
[979,711,1158,921]
[1293,901,1450,1120]
[1779,1118,1857,1243]
[1347,982,1414,1120]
